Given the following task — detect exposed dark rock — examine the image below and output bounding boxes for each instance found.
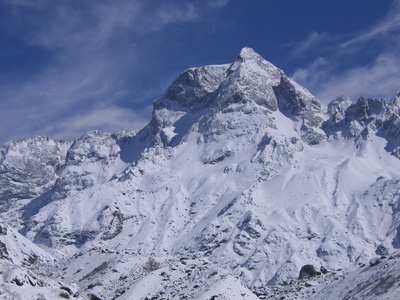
[203,150,234,165]
[376,244,389,256]
[0,224,7,235]
[369,257,383,267]
[323,95,400,158]
[144,257,160,272]
[98,207,124,241]
[59,292,70,299]
[274,76,325,145]
[298,264,321,279]
[63,230,97,248]
[80,262,108,281]
[320,266,328,274]
[163,65,228,111]
[237,213,265,239]
[0,241,9,260]
[24,253,38,265]
[60,285,74,295]
[301,127,326,146]
[0,137,68,212]
[11,277,24,286]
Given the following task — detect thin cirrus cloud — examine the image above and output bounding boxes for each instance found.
[150,3,200,31]
[293,52,400,102]
[40,106,152,142]
[292,0,400,103]
[0,0,227,145]
[339,0,400,53]
[289,32,330,58]
[208,0,230,8]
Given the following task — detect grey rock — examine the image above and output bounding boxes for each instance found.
[324,94,400,158]
[0,137,70,212]
[299,264,321,279]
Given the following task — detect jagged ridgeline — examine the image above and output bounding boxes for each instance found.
[1,47,400,299]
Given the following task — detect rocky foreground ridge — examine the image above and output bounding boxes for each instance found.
[1,47,400,299]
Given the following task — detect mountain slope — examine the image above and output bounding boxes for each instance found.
[1,47,400,298]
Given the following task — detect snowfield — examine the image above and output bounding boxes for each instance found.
[1,47,400,299]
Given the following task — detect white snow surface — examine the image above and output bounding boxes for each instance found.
[1,47,400,299]
[314,254,400,300]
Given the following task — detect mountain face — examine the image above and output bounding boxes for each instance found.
[1,47,400,299]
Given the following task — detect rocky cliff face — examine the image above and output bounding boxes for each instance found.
[1,47,400,299]
[324,94,400,157]
[0,137,70,214]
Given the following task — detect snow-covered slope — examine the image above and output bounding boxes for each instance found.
[314,253,400,300]
[0,220,85,299]
[1,47,400,299]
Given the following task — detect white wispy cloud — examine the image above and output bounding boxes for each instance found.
[290,32,329,58]
[42,106,152,141]
[0,0,226,144]
[291,57,331,88]
[294,51,400,102]
[208,0,230,8]
[339,0,400,52]
[292,0,400,103]
[150,3,200,31]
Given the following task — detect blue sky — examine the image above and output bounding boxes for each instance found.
[0,0,399,144]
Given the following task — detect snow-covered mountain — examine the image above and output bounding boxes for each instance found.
[1,47,400,299]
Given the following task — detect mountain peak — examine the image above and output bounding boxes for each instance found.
[227,47,280,76]
[4,48,400,299]
[393,91,400,106]
[237,46,259,61]
[144,47,327,148]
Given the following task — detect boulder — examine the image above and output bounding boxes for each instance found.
[298,264,321,279]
